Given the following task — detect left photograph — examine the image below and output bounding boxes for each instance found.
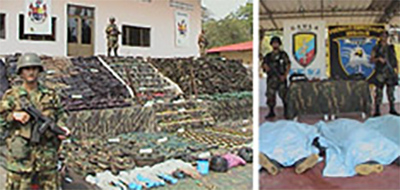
[0,0,253,189]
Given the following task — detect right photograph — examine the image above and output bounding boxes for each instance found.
[258,0,400,189]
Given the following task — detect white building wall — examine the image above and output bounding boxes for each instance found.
[0,0,201,57]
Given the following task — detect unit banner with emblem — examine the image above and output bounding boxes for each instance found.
[283,20,326,79]
[24,0,52,35]
[329,25,385,79]
[175,11,189,47]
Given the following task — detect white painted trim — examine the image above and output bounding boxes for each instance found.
[97,56,135,98]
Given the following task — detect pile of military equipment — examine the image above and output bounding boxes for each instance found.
[150,57,252,96]
[0,59,9,98]
[61,132,213,176]
[200,92,252,122]
[101,56,182,103]
[46,56,131,110]
[0,54,253,188]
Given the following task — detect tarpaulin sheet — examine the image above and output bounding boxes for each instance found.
[316,118,400,177]
[259,120,321,167]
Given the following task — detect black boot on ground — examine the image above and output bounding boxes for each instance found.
[265,106,276,119]
[373,105,381,117]
[389,103,400,116]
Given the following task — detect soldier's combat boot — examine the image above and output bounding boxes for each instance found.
[389,102,400,116]
[107,48,112,57]
[114,48,119,57]
[294,154,319,174]
[265,106,276,119]
[355,161,383,176]
[373,105,381,117]
[259,153,281,176]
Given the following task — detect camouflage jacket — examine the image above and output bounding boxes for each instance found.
[371,44,398,85]
[262,50,291,78]
[0,84,67,172]
[105,24,120,40]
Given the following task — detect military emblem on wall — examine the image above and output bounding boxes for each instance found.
[177,20,187,36]
[335,38,377,78]
[28,0,48,23]
[293,33,316,67]
[24,0,52,34]
[175,11,189,47]
[329,25,385,80]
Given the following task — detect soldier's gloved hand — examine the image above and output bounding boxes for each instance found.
[13,111,30,124]
[58,127,71,140]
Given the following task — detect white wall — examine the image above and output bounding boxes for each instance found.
[0,0,66,55]
[0,0,201,57]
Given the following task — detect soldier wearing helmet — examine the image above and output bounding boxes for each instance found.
[370,31,399,116]
[0,53,70,189]
[262,36,291,119]
[105,16,121,57]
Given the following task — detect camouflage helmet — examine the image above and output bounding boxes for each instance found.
[109,17,115,21]
[16,53,44,74]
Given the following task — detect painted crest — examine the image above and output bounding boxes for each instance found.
[28,0,48,23]
[335,37,377,78]
[293,33,316,67]
[177,20,187,36]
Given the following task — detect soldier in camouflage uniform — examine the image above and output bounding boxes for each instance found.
[262,36,291,119]
[370,31,399,116]
[105,17,121,57]
[0,53,70,190]
[198,30,208,57]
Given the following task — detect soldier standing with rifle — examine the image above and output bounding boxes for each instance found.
[106,17,121,57]
[0,53,70,189]
[370,31,399,116]
[198,30,208,57]
[262,36,291,119]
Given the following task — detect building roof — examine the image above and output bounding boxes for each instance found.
[207,41,253,53]
[260,0,400,31]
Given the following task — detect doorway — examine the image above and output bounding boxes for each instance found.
[67,4,94,56]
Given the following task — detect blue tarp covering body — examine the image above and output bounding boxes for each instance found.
[259,120,321,167]
[316,117,400,177]
[259,116,400,177]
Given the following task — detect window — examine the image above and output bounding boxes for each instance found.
[122,25,150,47]
[0,13,5,39]
[19,14,56,41]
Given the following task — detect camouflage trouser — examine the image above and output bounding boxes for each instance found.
[6,170,59,190]
[5,172,31,190]
[375,84,396,105]
[199,44,206,57]
[107,38,119,49]
[266,77,288,107]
